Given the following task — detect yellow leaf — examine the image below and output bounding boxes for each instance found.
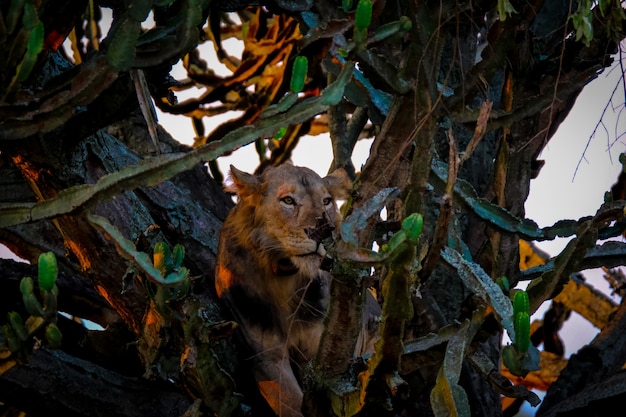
[0,358,18,375]
[554,278,617,329]
[519,240,547,270]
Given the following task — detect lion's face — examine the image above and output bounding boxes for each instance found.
[226,163,352,276]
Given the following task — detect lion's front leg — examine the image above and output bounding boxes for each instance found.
[255,359,303,417]
[250,336,304,417]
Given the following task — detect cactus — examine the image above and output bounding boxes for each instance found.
[290,56,308,93]
[401,213,423,243]
[37,251,58,291]
[147,242,190,317]
[511,290,531,353]
[514,312,531,353]
[496,276,510,293]
[7,312,28,342]
[381,213,423,256]
[355,0,372,30]
[353,0,373,46]
[172,244,185,269]
[20,277,44,317]
[2,251,63,360]
[2,324,21,353]
[512,290,530,316]
[45,323,63,349]
[355,212,421,415]
[502,289,539,376]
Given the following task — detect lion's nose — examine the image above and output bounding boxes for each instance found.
[305,216,334,243]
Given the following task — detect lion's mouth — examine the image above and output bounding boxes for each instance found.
[296,242,327,258]
[295,243,333,271]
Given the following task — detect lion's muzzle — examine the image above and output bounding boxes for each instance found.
[305,215,335,244]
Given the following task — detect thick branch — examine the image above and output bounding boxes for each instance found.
[0,349,192,417]
[538,295,626,416]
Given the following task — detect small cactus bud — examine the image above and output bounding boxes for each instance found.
[8,312,28,342]
[355,0,373,30]
[512,290,530,315]
[401,213,423,243]
[290,56,308,93]
[45,323,63,349]
[37,252,58,291]
[514,311,531,353]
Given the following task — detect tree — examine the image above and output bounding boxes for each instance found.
[1,0,625,416]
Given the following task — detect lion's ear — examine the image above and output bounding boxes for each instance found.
[324,168,352,199]
[226,165,262,199]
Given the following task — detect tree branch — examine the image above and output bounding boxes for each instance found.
[538,296,626,416]
[0,349,192,417]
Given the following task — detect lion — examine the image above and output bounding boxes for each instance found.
[215,163,355,417]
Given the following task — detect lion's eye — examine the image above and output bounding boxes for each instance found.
[281,196,296,206]
[323,197,333,206]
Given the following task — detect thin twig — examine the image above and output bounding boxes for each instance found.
[460,100,493,164]
[131,69,162,155]
[573,56,626,180]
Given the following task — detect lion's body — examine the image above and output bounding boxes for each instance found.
[215,163,352,417]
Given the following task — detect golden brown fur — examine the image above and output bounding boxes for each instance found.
[215,163,352,417]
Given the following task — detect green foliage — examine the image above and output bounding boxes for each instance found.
[571,0,626,46]
[45,323,63,349]
[348,211,422,416]
[0,62,354,229]
[379,213,423,256]
[512,290,530,317]
[21,252,59,321]
[514,311,530,353]
[17,20,44,82]
[354,0,372,30]
[502,290,537,375]
[401,213,424,243]
[105,17,142,71]
[88,214,190,317]
[154,241,186,279]
[496,0,517,21]
[0,0,220,140]
[7,312,28,342]
[353,0,372,46]
[274,127,287,140]
[149,242,190,316]
[0,252,62,368]
[2,0,46,96]
[502,344,541,377]
[290,56,308,93]
[496,276,510,293]
[37,251,58,291]
[19,277,40,317]
[571,0,594,46]
[5,0,24,33]
[2,323,21,353]
[431,159,623,243]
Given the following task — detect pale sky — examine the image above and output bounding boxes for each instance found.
[521,55,626,362]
